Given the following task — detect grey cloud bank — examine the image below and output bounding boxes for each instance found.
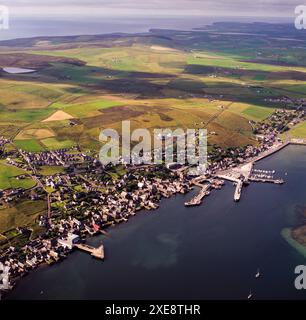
[0,0,303,18]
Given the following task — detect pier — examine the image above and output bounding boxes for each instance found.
[249,177,284,184]
[74,244,105,260]
[185,184,210,207]
[215,174,240,183]
[234,180,243,202]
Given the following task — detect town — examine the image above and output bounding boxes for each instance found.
[0,107,305,296]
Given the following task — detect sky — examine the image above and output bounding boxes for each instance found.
[0,0,303,19]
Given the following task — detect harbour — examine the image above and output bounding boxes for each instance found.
[5,145,306,300]
[212,139,302,202]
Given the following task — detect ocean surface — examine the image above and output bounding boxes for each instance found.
[0,16,292,41]
[5,145,306,300]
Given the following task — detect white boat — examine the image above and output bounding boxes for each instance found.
[247,290,253,300]
[255,268,261,278]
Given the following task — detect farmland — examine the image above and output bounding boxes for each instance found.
[0,200,46,234]
[288,121,306,138]
[0,23,305,219]
[0,27,304,156]
[0,161,35,190]
[0,24,305,161]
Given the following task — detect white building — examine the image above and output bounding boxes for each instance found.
[58,233,80,250]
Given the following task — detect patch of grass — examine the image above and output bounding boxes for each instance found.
[0,161,35,190]
[289,121,306,138]
[0,200,46,233]
[38,166,65,176]
[229,102,275,121]
[14,139,45,152]
[64,99,124,118]
[187,52,306,73]
[252,74,266,81]
[15,128,55,140]
[242,106,275,121]
[32,46,186,74]
[0,108,53,122]
[41,137,75,150]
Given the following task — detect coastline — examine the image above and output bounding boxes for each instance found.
[0,168,192,297]
[281,228,306,259]
[1,108,306,297]
[6,145,306,300]
[1,142,305,296]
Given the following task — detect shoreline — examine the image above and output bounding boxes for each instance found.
[0,169,192,297]
[1,109,306,296]
[281,228,306,259]
[4,144,306,300]
[1,142,305,297]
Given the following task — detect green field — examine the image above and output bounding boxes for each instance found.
[38,166,65,176]
[41,138,76,150]
[14,139,45,152]
[58,99,124,118]
[0,200,46,234]
[242,105,275,121]
[289,121,306,138]
[0,161,36,190]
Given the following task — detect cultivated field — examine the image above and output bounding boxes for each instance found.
[0,23,305,184]
[0,22,306,240]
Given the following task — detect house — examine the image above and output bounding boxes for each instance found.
[57,233,80,250]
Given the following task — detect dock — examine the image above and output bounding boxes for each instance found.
[216,174,240,183]
[185,184,210,207]
[249,177,284,184]
[74,243,105,260]
[234,180,243,202]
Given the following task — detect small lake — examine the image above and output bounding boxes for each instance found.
[2,67,36,74]
[5,145,306,300]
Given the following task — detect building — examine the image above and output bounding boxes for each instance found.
[57,233,80,250]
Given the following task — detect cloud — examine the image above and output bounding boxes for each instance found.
[1,0,302,18]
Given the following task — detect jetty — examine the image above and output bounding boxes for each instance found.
[249,177,284,184]
[185,184,210,207]
[234,180,243,202]
[74,243,105,260]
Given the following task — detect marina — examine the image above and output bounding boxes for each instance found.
[186,140,287,204]
[213,140,298,201]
